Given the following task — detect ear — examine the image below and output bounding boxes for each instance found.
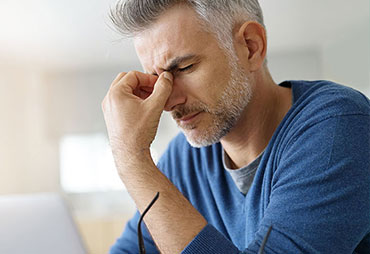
[234,21,267,72]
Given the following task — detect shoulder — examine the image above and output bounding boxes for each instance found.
[289,80,370,118]
[271,81,370,188]
[279,80,369,138]
[270,80,370,163]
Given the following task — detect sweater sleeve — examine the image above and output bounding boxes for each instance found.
[181,114,370,253]
[109,211,159,254]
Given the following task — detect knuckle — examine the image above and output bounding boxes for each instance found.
[122,71,137,82]
[126,70,137,77]
[114,72,126,81]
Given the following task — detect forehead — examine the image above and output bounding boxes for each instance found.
[133,4,218,72]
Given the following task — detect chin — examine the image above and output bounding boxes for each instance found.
[182,128,222,148]
[178,114,234,147]
[186,137,214,148]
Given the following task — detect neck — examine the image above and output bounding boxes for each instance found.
[220,69,292,169]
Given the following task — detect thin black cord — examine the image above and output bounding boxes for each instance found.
[258,225,273,254]
[137,192,271,254]
[137,192,160,254]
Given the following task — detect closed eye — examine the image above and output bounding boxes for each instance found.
[178,64,194,72]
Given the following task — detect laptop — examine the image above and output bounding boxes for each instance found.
[0,193,87,254]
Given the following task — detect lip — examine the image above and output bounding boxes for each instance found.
[179,112,202,123]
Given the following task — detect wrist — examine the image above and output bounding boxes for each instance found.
[109,134,149,157]
[112,146,154,173]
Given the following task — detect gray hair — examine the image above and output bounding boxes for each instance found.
[110,0,265,55]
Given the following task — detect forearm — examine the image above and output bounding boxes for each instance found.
[116,149,207,254]
[103,71,206,253]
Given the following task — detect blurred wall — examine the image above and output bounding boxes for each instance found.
[322,21,370,96]
[0,66,60,195]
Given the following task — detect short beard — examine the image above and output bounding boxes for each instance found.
[172,52,252,147]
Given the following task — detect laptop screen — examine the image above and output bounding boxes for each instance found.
[0,193,87,254]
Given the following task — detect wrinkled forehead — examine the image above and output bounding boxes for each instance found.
[133,4,217,73]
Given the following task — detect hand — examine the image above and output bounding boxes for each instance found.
[102,71,173,163]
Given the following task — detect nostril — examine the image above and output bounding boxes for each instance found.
[163,102,174,112]
[164,95,186,112]
[164,101,177,112]
[162,82,186,111]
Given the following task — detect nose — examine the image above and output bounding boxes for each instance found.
[154,68,186,111]
[163,77,186,112]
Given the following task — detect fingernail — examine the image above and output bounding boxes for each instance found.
[163,72,173,82]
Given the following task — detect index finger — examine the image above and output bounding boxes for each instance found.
[112,71,158,94]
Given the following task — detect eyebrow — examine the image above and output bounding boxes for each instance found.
[151,54,199,75]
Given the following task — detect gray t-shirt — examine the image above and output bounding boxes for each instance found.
[222,149,264,195]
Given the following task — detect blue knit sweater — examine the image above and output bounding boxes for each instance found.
[110,80,370,254]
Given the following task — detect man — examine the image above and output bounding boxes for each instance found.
[102,0,370,253]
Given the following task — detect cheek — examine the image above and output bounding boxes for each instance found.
[174,72,210,100]
[174,72,229,106]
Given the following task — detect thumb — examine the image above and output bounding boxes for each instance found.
[147,71,173,108]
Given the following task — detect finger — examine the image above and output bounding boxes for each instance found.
[135,86,154,100]
[146,72,173,108]
[109,72,127,90]
[114,71,158,94]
